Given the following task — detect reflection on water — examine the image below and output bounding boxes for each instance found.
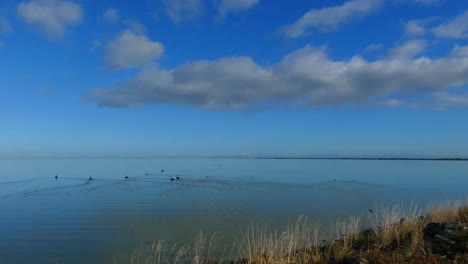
[0,159,467,263]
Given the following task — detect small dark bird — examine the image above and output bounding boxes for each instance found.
[54,174,58,179]
[333,179,336,182]
[145,173,148,176]
[170,177,174,181]
[125,174,129,180]
[368,209,373,213]
[176,176,180,180]
[88,175,93,181]
[161,169,164,173]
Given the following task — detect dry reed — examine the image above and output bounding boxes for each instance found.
[127,199,468,264]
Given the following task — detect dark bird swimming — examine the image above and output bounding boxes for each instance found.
[54,174,58,179]
[368,209,373,213]
[88,175,93,181]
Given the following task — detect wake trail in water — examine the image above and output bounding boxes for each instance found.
[2,179,91,199]
[0,178,44,185]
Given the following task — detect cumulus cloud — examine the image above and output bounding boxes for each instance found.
[86,44,468,110]
[279,0,383,38]
[103,8,119,23]
[17,0,82,37]
[432,10,468,39]
[215,0,260,16]
[105,27,164,70]
[0,15,14,34]
[162,0,203,22]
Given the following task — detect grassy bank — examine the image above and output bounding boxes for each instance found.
[128,200,468,264]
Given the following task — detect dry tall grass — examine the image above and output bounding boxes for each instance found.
[425,198,468,223]
[128,199,468,264]
[368,202,425,250]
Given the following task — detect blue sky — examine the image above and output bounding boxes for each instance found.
[0,0,467,158]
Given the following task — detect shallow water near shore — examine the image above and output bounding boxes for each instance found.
[0,158,467,263]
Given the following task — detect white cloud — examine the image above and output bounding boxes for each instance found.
[86,44,468,110]
[162,0,203,22]
[0,15,14,34]
[17,0,82,37]
[387,40,427,59]
[103,8,119,23]
[215,0,259,16]
[432,10,468,39]
[105,27,164,70]
[279,0,383,38]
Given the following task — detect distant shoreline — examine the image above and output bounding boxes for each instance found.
[1,156,467,161]
[257,157,468,161]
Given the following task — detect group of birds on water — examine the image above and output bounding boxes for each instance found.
[51,171,377,214]
[53,169,182,182]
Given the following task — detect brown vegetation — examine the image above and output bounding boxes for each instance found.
[128,200,468,264]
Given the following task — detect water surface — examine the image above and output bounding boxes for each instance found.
[0,158,466,263]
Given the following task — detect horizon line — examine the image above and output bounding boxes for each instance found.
[1,155,467,161]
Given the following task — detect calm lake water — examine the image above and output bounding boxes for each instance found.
[0,158,467,263]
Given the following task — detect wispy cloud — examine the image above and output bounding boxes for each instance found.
[387,39,427,59]
[433,91,468,107]
[450,45,468,57]
[105,26,164,70]
[215,0,260,17]
[410,0,443,5]
[103,8,119,23]
[432,10,468,39]
[17,0,82,37]
[162,0,204,22]
[90,39,101,51]
[404,17,438,36]
[375,91,468,110]
[279,0,383,38]
[36,88,57,96]
[363,44,383,54]
[86,44,468,110]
